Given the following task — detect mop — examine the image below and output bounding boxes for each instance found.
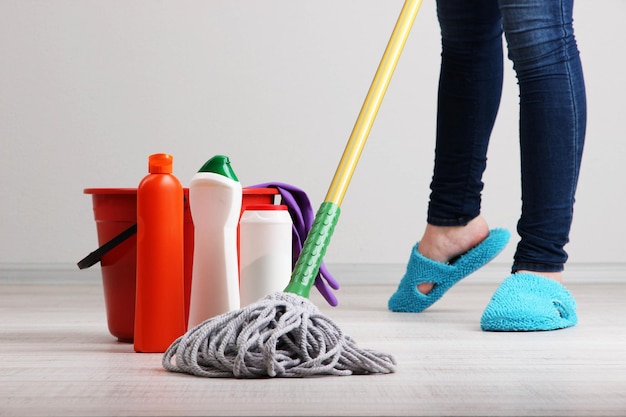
[162,0,423,378]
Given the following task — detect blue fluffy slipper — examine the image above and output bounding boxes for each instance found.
[388,228,510,313]
[481,273,578,331]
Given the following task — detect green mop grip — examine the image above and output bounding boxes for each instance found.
[284,201,341,298]
[284,0,422,299]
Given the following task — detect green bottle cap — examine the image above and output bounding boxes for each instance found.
[198,155,239,182]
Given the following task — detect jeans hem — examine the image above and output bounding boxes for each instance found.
[511,263,564,274]
[427,214,479,227]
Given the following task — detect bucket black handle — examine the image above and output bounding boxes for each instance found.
[77,224,137,270]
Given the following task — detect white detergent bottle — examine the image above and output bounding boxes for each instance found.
[187,155,242,328]
[239,204,293,307]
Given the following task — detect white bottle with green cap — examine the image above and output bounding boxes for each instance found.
[187,155,242,328]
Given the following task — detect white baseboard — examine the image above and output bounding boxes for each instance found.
[1,262,624,285]
[325,262,626,285]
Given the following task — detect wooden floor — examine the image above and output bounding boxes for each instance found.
[1,266,625,417]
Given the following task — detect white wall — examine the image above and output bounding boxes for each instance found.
[1,0,624,270]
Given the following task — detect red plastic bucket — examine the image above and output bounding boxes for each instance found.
[84,187,278,342]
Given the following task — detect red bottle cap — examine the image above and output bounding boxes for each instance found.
[148,153,173,174]
[245,204,288,211]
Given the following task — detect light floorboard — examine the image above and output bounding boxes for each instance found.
[1,267,625,416]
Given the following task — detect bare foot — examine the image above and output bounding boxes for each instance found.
[515,270,563,283]
[417,215,490,294]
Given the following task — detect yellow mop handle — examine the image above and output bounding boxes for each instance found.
[325,0,422,206]
[285,0,422,298]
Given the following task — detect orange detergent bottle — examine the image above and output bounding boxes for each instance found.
[134,153,185,353]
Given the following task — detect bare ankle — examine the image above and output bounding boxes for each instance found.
[418,215,490,263]
[515,270,563,283]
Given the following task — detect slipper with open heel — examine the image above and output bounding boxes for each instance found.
[388,228,511,313]
[480,273,577,331]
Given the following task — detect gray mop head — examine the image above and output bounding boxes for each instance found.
[162,292,396,378]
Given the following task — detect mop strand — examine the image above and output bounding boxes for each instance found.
[162,292,396,378]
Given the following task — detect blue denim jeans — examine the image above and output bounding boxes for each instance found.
[427,0,586,272]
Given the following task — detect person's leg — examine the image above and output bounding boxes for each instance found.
[418,0,503,293]
[389,0,512,313]
[480,0,585,331]
[499,0,586,280]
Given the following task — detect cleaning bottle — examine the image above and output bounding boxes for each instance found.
[134,153,185,353]
[187,155,242,328]
[239,204,293,306]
